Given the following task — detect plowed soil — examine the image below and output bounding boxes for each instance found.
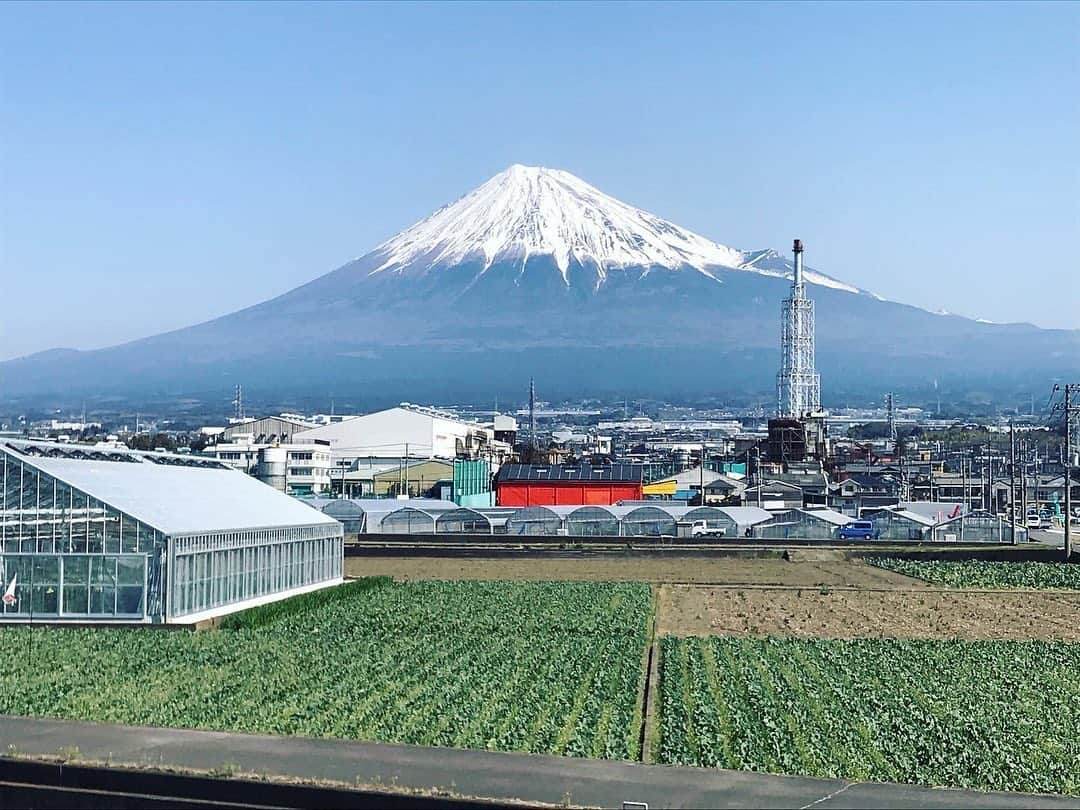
[344,555,924,588]
[656,584,1080,641]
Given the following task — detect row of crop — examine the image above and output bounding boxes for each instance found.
[0,580,653,762]
[868,558,1080,589]
[657,636,1080,795]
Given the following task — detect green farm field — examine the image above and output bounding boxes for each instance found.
[4,575,1080,796]
[0,578,653,760]
[868,558,1080,590]
[657,635,1080,795]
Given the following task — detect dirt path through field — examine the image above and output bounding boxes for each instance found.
[656,584,1080,641]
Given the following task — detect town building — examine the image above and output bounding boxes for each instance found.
[217,415,316,445]
[209,441,334,496]
[294,405,510,464]
[496,464,644,507]
[741,480,805,511]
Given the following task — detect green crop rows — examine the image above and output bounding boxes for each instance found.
[0,578,653,760]
[658,636,1080,795]
[868,557,1080,589]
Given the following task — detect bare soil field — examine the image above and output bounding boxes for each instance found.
[656,584,1080,641]
[344,555,925,587]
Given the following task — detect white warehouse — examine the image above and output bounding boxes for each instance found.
[294,404,510,463]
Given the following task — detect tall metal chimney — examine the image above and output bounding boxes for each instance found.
[792,239,804,289]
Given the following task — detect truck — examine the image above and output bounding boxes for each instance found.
[838,520,880,540]
[689,520,725,538]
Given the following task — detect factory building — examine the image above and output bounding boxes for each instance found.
[0,440,343,625]
[217,415,316,445]
[496,464,644,507]
[294,405,510,464]
[209,442,334,496]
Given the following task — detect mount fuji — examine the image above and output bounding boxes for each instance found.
[3,165,1078,404]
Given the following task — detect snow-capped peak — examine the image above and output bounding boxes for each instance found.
[369,165,862,294]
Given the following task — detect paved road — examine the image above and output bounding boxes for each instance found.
[1,716,1077,809]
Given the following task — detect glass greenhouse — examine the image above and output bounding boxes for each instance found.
[565,506,621,537]
[931,510,1025,543]
[0,440,343,624]
[505,506,567,536]
[754,508,853,540]
[619,506,678,537]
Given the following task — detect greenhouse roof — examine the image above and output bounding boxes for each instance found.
[3,441,337,536]
[799,508,854,526]
[715,507,773,526]
[877,508,937,526]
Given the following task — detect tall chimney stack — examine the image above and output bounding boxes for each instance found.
[793,238,804,289]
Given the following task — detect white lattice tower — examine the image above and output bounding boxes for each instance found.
[777,239,821,418]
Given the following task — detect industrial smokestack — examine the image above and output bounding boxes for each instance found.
[793,239,804,288]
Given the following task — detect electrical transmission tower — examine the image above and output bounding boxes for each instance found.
[233,384,245,422]
[777,239,821,418]
[885,392,897,448]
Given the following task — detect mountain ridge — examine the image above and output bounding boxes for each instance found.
[2,164,1077,402]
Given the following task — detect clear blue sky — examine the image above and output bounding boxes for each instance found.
[1,1,1077,360]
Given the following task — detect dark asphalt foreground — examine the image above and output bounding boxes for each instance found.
[1,715,1076,810]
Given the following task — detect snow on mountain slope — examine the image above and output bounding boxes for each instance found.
[367,164,863,294]
[737,249,862,294]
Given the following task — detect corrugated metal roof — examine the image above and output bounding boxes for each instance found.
[5,442,337,536]
[498,464,643,483]
[649,467,725,488]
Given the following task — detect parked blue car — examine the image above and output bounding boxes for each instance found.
[838,520,880,540]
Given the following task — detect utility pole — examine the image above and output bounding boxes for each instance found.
[1010,422,1017,543]
[1020,437,1028,534]
[755,447,762,508]
[962,450,968,512]
[1066,385,1075,559]
[886,392,897,450]
[894,434,902,505]
[529,378,537,452]
[1051,384,1078,559]
[700,443,705,506]
[928,446,935,503]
